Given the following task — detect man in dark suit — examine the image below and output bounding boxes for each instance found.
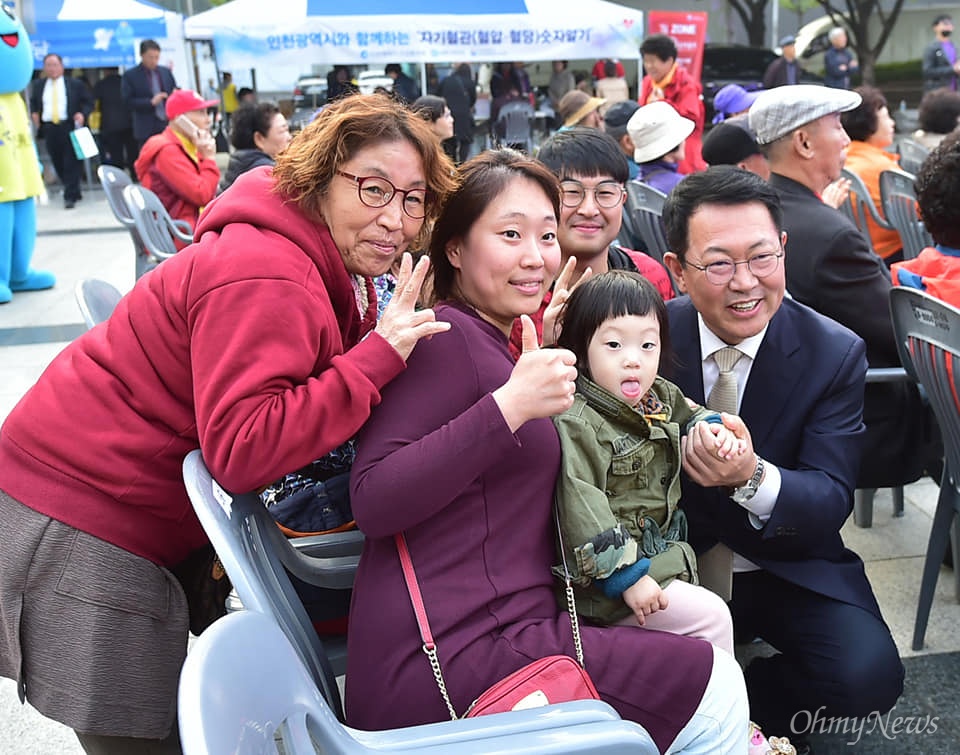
[661,168,903,746]
[750,84,942,492]
[121,39,177,158]
[29,53,93,209]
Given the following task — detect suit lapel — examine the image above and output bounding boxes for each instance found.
[667,297,706,402]
[740,303,803,449]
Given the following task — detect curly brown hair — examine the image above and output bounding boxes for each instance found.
[272,94,457,250]
[916,130,960,248]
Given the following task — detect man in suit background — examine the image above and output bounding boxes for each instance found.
[29,53,92,209]
[750,84,942,494]
[661,168,903,748]
[121,39,177,159]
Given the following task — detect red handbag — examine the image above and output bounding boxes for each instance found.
[395,520,600,720]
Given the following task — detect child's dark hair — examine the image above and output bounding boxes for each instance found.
[556,270,670,377]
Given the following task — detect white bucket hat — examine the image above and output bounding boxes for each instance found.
[627,101,695,163]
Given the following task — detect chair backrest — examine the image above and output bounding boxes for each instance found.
[495,101,535,151]
[74,279,123,330]
[182,450,356,721]
[879,169,934,261]
[839,168,894,238]
[123,184,194,262]
[98,165,156,278]
[889,287,960,491]
[624,181,670,263]
[897,138,931,176]
[97,165,135,226]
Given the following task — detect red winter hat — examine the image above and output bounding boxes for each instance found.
[166,89,219,120]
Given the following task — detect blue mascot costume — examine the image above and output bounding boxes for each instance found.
[0,6,55,303]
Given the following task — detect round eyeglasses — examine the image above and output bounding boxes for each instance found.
[336,170,431,219]
[684,251,784,286]
[559,180,626,209]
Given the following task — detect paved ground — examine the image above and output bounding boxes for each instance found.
[1,179,959,752]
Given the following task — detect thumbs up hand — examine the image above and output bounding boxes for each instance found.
[493,315,578,432]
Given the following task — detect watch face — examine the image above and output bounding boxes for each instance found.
[732,486,756,504]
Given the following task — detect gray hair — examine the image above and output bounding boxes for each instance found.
[828,27,847,42]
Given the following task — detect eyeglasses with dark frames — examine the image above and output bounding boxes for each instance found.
[684,251,784,286]
[558,180,626,209]
[336,170,431,219]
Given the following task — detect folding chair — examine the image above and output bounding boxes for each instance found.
[879,169,934,261]
[494,100,535,153]
[178,611,657,755]
[122,184,194,266]
[624,181,670,264]
[74,278,123,330]
[888,288,960,650]
[896,137,931,177]
[838,168,895,245]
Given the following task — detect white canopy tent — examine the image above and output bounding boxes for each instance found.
[184,0,644,93]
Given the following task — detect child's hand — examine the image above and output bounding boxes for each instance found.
[622,575,668,625]
[706,422,748,459]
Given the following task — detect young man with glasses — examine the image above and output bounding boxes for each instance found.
[508,128,673,356]
[662,167,903,754]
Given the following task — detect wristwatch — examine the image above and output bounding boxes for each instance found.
[731,456,765,504]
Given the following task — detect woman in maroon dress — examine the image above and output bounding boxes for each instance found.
[347,150,749,752]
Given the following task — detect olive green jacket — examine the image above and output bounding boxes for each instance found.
[554,375,715,624]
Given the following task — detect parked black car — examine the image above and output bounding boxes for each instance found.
[700,43,822,125]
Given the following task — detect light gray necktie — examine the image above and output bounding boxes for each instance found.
[698,345,743,601]
[706,346,743,414]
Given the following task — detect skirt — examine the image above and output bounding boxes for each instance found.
[0,490,189,738]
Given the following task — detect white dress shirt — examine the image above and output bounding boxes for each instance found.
[41,77,68,124]
[697,314,783,572]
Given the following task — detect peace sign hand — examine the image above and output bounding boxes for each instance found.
[493,315,578,432]
[541,256,592,347]
[375,253,450,361]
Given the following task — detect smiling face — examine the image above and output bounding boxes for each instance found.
[446,176,560,335]
[557,171,625,271]
[319,139,426,277]
[665,201,786,345]
[587,313,661,407]
[642,53,673,83]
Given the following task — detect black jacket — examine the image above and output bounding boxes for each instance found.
[29,75,93,128]
[771,172,941,487]
[922,40,958,91]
